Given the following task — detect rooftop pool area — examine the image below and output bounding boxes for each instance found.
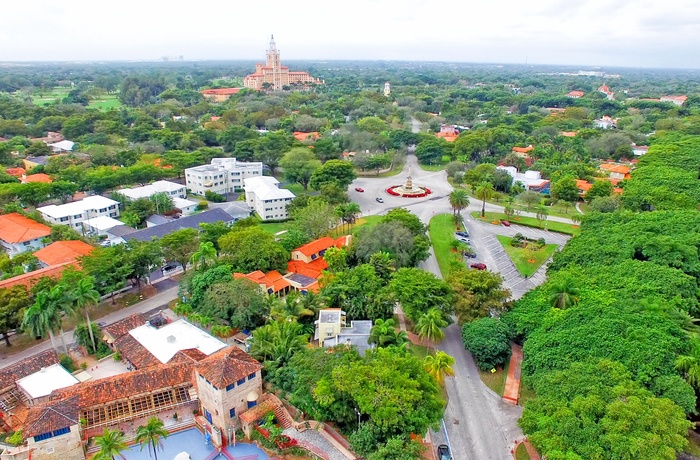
[120,428,269,460]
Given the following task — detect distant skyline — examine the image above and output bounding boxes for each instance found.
[3,0,700,69]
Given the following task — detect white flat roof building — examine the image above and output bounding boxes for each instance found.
[82,215,125,236]
[186,158,263,196]
[17,364,79,400]
[128,319,226,364]
[173,197,198,216]
[243,176,295,221]
[117,180,187,200]
[38,196,120,231]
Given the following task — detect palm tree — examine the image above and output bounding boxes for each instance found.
[48,284,74,353]
[571,213,582,226]
[424,351,455,385]
[71,276,101,351]
[448,189,470,217]
[414,308,448,349]
[536,205,549,229]
[135,417,169,460]
[676,340,700,392]
[270,292,314,321]
[368,318,408,348]
[190,241,217,271]
[93,428,127,460]
[250,320,309,369]
[21,292,61,354]
[475,182,495,217]
[548,279,581,309]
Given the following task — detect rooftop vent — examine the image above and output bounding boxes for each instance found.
[167,335,176,343]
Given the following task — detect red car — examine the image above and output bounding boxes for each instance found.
[500,219,511,227]
[470,263,487,270]
[355,187,364,192]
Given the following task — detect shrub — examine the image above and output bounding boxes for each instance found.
[510,233,525,248]
[59,354,76,372]
[196,200,209,211]
[204,190,226,202]
[7,431,23,446]
[462,318,511,371]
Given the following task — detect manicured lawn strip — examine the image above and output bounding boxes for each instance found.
[349,215,383,235]
[470,211,580,236]
[478,359,509,396]
[429,213,464,277]
[515,442,531,460]
[356,165,403,177]
[496,235,558,277]
[259,215,383,237]
[88,95,122,110]
[259,220,292,235]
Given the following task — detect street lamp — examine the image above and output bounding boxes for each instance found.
[355,408,361,428]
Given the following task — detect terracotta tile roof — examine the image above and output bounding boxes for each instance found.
[512,145,534,154]
[287,260,323,280]
[0,213,51,244]
[560,131,577,137]
[660,95,688,102]
[22,173,52,184]
[51,362,195,408]
[599,163,631,175]
[5,168,25,178]
[435,132,458,142]
[576,180,593,193]
[239,393,282,424]
[567,90,585,97]
[201,88,242,96]
[114,333,161,369]
[103,314,147,342]
[33,240,94,267]
[0,261,76,291]
[293,237,337,257]
[335,235,352,247]
[23,395,79,437]
[196,347,262,389]
[266,270,290,293]
[0,350,60,391]
[293,132,319,142]
[171,348,209,363]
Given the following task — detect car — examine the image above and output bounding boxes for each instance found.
[470,262,487,270]
[437,444,451,460]
[457,237,471,244]
[355,187,364,192]
[500,219,511,227]
[97,322,107,329]
[376,197,384,203]
[455,231,469,238]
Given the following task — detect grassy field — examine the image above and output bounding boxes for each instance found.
[470,211,581,236]
[429,213,465,277]
[30,88,122,110]
[356,165,404,178]
[259,220,292,235]
[515,442,531,460]
[478,360,509,396]
[259,214,383,238]
[88,94,122,110]
[496,235,558,277]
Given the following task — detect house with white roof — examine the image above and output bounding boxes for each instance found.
[497,166,551,194]
[186,158,263,196]
[47,140,75,153]
[38,196,120,232]
[16,363,79,406]
[243,176,295,221]
[81,215,125,237]
[116,180,187,200]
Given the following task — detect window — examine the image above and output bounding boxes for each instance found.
[59,217,68,222]
[34,432,53,442]
[52,427,70,437]
[229,408,236,418]
[237,378,246,386]
[226,383,235,391]
[248,372,256,380]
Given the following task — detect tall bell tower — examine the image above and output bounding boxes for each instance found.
[266,35,282,90]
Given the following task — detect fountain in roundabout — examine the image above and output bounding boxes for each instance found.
[386,165,432,198]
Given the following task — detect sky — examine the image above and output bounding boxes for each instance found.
[2,0,700,68]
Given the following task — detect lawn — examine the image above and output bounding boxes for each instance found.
[478,360,509,396]
[349,215,383,235]
[30,88,122,111]
[429,213,465,277]
[356,165,404,177]
[470,211,580,236]
[88,95,122,110]
[259,215,382,238]
[496,235,558,277]
[259,220,292,235]
[515,442,531,460]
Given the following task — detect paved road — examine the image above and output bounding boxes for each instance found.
[352,155,573,459]
[0,284,180,367]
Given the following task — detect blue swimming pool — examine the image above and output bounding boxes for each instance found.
[120,427,269,460]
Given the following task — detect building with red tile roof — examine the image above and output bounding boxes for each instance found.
[200,88,242,102]
[4,167,25,178]
[33,240,94,267]
[660,95,688,106]
[234,270,291,295]
[598,84,615,100]
[21,173,52,184]
[436,125,460,142]
[567,90,585,98]
[599,163,631,180]
[293,131,320,142]
[0,213,51,258]
[0,262,76,291]
[560,131,577,137]
[243,36,321,91]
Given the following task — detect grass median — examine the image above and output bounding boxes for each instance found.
[470,211,580,236]
[429,213,465,277]
[496,235,558,277]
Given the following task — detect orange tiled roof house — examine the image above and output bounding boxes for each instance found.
[0,213,51,258]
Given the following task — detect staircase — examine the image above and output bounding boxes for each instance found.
[273,405,294,429]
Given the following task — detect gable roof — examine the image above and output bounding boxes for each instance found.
[33,240,94,266]
[201,88,242,96]
[125,208,235,242]
[293,132,319,141]
[599,163,631,175]
[196,347,262,388]
[0,213,51,243]
[0,261,76,291]
[51,362,194,408]
[22,173,52,184]
[102,313,147,342]
[512,145,534,154]
[113,333,162,369]
[293,236,338,257]
[23,395,80,437]
[0,350,59,391]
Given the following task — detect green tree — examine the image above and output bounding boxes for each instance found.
[389,268,452,321]
[280,147,322,190]
[250,319,309,371]
[356,116,388,134]
[414,308,448,349]
[190,241,218,272]
[199,278,269,330]
[218,227,288,273]
[309,160,357,190]
[447,268,510,323]
[423,351,455,385]
[149,192,174,215]
[517,190,541,211]
[381,208,426,235]
[586,179,614,202]
[550,176,580,204]
[22,294,61,353]
[548,278,580,309]
[291,199,338,240]
[0,286,30,347]
[135,417,169,460]
[475,181,494,217]
[461,318,511,370]
[448,189,470,217]
[93,428,127,460]
[368,318,408,348]
[160,228,200,273]
[535,205,549,228]
[354,222,429,268]
[68,276,101,351]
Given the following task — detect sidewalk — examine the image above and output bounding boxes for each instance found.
[503,343,523,405]
[0,285,179,368]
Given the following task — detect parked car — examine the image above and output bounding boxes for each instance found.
[457,237,471,244]
[455,231,469,237]
[376,197,384,203]
[355,187,364,192]
[437,444,451,460]
[470,262,487,270]
[500,219,511,227]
